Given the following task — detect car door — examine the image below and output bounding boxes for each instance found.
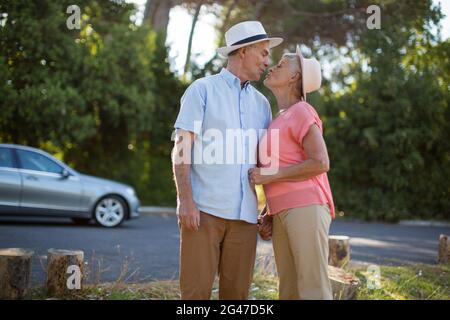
[16,149,82,215]
[0,147,22,213]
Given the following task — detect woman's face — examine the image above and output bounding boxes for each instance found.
[263,57,298,90]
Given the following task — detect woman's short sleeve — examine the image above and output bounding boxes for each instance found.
[292,103,322,148]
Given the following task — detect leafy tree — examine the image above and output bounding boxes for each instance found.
[0,0,185,205]
[318,3,449,221]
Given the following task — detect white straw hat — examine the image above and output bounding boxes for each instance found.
[217,21,283,58]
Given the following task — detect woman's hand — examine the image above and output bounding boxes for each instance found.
[257,205,273,241]
[248,168,276,185]
[258,222,272,240]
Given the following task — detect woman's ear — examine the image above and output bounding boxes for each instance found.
[289,71,301,84]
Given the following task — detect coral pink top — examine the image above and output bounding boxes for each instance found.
[259,101,335,218]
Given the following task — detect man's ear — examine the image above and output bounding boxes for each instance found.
[239,47,246,59]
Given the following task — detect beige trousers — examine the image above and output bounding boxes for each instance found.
[272,204,333,300]
[179,212,258,300]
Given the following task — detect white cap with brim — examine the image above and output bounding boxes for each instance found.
[217,21,283,58]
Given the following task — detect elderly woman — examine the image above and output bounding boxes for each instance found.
[249,45,335,300]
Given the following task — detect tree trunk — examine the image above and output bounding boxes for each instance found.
[0,248,34,299]
[328,265,360,300]
[184,2,203,77]
[197,0,238,71]
[46,249,84,297]
[438,234,450,264]
[253,0,269,20]
[329,235,350,268]
[217,0,238,47]
[144,0,179,39]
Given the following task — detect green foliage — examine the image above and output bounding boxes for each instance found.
[318,5,450,221]
[1,1,448,218]
[0,1,94,146]
[26,263,450,300]
[354,263,450,300]
[0,0,184,205]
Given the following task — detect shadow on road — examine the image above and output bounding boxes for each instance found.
[0,216,136,229]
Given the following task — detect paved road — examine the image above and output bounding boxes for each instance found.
[0,215,448,285]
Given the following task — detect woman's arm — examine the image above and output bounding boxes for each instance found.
[249,124,329,185]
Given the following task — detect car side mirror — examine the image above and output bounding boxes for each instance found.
[61,169,71,179]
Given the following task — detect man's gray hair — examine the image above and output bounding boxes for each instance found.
[228,41,269,57]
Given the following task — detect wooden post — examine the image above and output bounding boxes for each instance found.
[438,234,450,264]
[328,265,360,300]
[329,235,350,268]
[0,248,34,299]
[46,249,84,297]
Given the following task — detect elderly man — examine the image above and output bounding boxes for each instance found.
[172,21,282,300]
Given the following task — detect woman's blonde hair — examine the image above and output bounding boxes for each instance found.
[282,53,304,100]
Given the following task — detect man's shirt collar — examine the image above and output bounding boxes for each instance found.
[220,68,250,90]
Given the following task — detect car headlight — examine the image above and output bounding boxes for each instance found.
[125,187,136,197]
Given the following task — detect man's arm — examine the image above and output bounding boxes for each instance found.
[172,129,200,231]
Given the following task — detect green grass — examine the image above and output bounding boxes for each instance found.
[27,274,279,300]
[26,263,450,300]
[352,263,450,300]
[27,280,181,300]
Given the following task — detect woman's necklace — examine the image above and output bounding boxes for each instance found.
[277,108,288,116]
[277,98,300,117]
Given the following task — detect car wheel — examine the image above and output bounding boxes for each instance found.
[71,218,91,225]
[94,195,127,228]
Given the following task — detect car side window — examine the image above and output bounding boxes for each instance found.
[17,149,63,174]
[0,147,15,168]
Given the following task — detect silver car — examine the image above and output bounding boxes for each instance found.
[0,144,140,227]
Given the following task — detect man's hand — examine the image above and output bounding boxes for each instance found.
[177,200,200,231]
[248,167,275,185]
[172,128,199,231]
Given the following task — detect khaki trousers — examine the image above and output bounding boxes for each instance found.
[272,204,333,300]
[179,212,258,300]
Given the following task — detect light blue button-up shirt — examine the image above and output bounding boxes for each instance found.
[174,68,272,224]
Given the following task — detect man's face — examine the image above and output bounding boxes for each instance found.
[241,41,270,81]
